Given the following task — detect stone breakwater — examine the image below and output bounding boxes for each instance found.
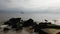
[0,18,60,34]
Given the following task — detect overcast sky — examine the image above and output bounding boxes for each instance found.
[0,0,60,13]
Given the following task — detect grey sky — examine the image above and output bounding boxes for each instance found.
[0,0,60,13]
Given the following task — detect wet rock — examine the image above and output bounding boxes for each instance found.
[23,19,34,27]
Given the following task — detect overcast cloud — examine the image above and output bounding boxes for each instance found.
[0,0,60,13]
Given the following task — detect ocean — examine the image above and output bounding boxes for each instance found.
[0,13,60,25]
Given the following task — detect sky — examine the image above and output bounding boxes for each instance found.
[0,0,60,13]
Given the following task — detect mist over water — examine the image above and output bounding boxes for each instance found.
[0,13,60,25]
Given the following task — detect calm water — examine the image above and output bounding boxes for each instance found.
[0,13,60,25]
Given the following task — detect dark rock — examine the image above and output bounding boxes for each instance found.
[23,19,34,27]
[56,32,60,34]
[3,28,10,31]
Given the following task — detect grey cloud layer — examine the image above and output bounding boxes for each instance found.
[0,0,60,13]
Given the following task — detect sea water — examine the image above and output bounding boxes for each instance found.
[0,13,60,25]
